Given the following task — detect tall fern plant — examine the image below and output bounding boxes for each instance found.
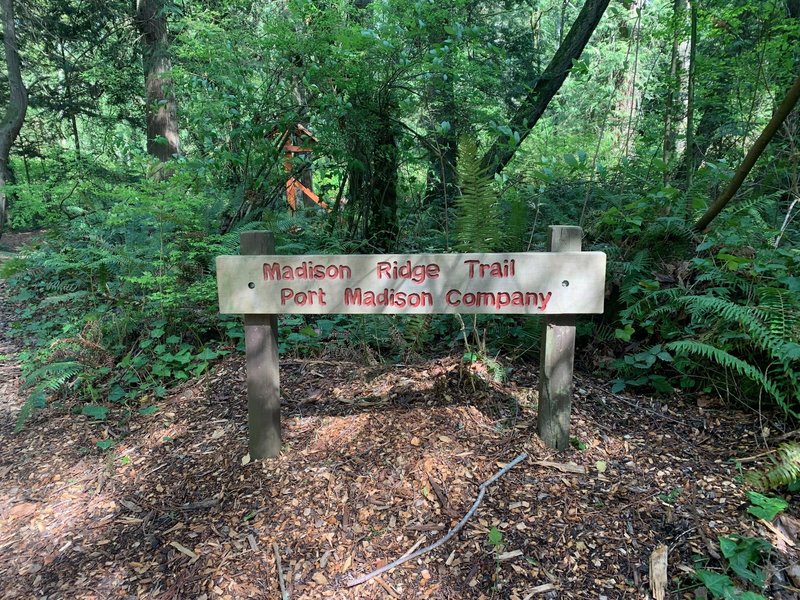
[454,137,500,252]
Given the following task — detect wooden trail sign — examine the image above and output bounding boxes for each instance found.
[216,226,606,457]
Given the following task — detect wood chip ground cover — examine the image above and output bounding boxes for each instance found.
[1,279,798,598]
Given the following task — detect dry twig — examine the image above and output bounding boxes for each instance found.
[346,452,528,587]
[273,542,288,600]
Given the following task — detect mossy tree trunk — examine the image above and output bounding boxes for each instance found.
[479,0,611,177]
[0,0,28,236]
[135,0,179,175]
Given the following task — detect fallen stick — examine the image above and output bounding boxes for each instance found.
[346,452,528,587]
[273,542,288,600]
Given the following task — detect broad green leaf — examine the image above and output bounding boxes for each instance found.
[746,491,787,521]
[195,348,219,360]
[82,405,108,420]
[695,570,736,599]
[718,535,769,587]
[96,439,115,450]
[488,527,503,546]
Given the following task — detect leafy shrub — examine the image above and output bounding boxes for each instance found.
[595,193,800,415]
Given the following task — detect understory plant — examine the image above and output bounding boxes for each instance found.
[597,189,800,416]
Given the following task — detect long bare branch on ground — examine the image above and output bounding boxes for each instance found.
[346,452,528,588]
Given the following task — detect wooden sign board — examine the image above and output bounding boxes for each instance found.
[216,252,605,315]
[217,228,606,459]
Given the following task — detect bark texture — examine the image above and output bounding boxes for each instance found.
[0,0,28,235]
[135,0,179,168]
[480,0,611,176]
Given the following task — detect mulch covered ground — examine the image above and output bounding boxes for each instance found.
[1,241,798,599]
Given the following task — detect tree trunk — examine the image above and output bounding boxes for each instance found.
[59,40,82,160]
[663,0,687,181]
[0,0,28,236]
[480,0,611,176]
[345,98,399,250]
[425,23,458,209]
[135,0,179,171]
[683,1,697,194]
[694,74,800,232]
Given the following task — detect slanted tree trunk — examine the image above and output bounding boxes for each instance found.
[683,1,697,195]
[0,0,28,236]
[135,0,179,172]
[480,0,611,176]
[694,74,800,232]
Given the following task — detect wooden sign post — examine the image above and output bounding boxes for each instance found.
[536,226,581,451]
[240,231,281,458]
[217,227,605,457]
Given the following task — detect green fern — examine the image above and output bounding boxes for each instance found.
[503,194,529,251]
[454,137,499,252]
[758,288,795,340]
[15,389,46,433]
[678,295,800,403]
[747,442,800,491]
[16,360,85,431]
[401,314,433,353]
[665,340,795,416]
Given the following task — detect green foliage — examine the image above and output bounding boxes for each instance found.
[16,361,83,431]
[5,0,800,442]
[598,190,800,414]
[695,535,770,599]
[454,137,500,252]
[695,570,766,600]
[487,527,503,547]
[745,491,787,521]
[6,174,241,427]
[611,344,673,394]
[747,443,800,492]
[666,340,792,414]
[719,535,770,588]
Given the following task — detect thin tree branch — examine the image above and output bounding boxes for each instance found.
[345,452,528,588]
[694,73,800,232]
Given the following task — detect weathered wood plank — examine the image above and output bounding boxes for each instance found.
[536,226,581,451]
[241,231,281,459]
[216,252,606,315]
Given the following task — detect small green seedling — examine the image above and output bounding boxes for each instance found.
[488,527,503,548]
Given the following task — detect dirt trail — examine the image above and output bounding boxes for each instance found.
[0,231,31,428]
[0,281,24,423]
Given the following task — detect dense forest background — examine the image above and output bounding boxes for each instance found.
[1,0,798,426]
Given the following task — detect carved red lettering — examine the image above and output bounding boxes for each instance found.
[446,289,462,305]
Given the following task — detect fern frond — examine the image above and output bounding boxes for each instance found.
[455,137,499,252]
[621,287,683,320]
[15,389,46,433]
[747,442,800,491]
[666,340,795,415]
[679,295,800,397]
[40,291,90,307]
[402,314,432,352]
[22,361,84,391]
[759,288,797,340]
